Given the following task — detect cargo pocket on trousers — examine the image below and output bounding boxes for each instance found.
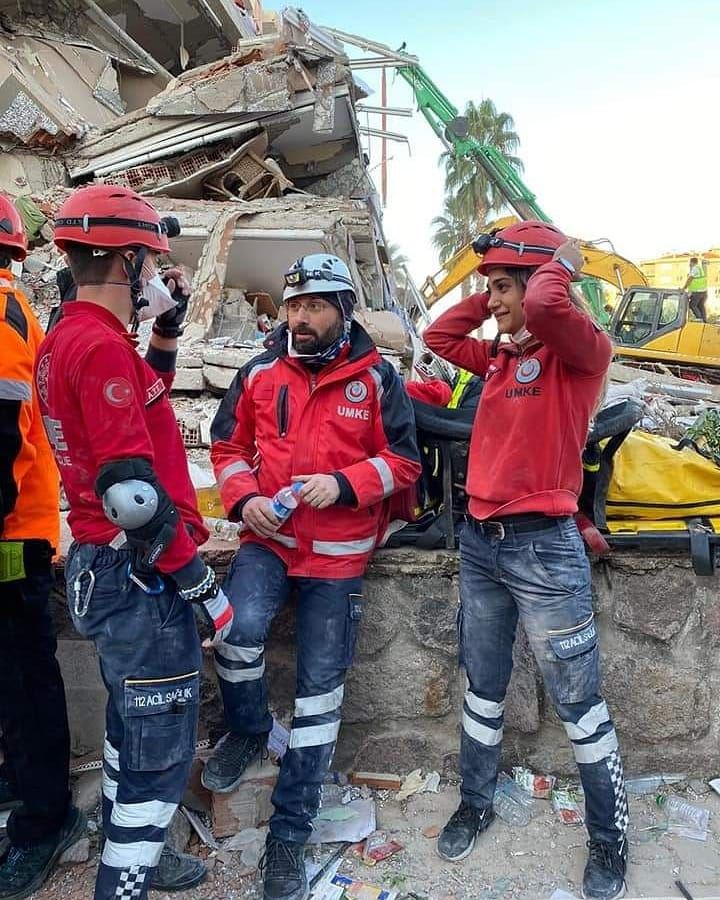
[123,671,199,772]
[547,614,600,705]
[344,594,363,666]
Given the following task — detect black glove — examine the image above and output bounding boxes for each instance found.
[152,275,189,338]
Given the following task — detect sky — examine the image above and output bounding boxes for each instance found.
[297,0,720,293]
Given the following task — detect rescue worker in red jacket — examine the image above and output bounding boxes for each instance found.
[36,185,234,900]
[0,196,82,900]
[424,222,628,900]
[207,254,421,900]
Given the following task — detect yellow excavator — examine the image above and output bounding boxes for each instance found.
[608,285,720,381]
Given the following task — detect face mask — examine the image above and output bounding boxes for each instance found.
[136,273,177,322]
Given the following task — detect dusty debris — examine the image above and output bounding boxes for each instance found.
[210,757,278,839]
[350,773,403,792]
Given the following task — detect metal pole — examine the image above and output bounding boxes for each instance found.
[381,67,387,207]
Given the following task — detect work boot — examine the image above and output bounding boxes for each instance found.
[0,780,20,813]
[149,845,207,892]
[582,838,627,900]
[437,800,495,862]
[259,836,308,900]
[0,805,85,900]
[201,731,264,793]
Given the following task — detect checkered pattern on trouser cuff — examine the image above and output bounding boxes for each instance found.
[607,749,629,835]
[114,867,147,899]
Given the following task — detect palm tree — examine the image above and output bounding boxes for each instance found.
[386,241,409,289]
[432,98,522,291]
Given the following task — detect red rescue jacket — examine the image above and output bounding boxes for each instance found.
[424,261,612,521]
[211,322,421,578]
[35,301,207,573]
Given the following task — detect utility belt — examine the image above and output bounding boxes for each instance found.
[471,513,564,541]
[0,539,54,583]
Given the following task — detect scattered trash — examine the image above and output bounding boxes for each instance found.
[355,831,403,866]
[220,826,267,873]
[204,516,242,541]
[396,769,441,801]
[268,719,290,759]
[307,842,349,892]
[493,773,534,826]
[709,777,720,797]
[180,806,220,850]
[657,794,711,841]
[512,766,556,799]
[624,773,686,795]
[551,789,584,826]
[350,772,403,792]
[309,798,376,845]
[421,824,441,839]
[316,806,356,822]
[330,874,398,899]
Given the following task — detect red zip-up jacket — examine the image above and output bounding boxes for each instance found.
[424,261,612,520]
[211,322,421,578]
[35,301,208,573]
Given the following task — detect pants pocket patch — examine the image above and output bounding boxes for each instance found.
[123,671,199,771]
[547,615,600,705]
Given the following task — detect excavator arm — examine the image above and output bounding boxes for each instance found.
[420,217,648,307]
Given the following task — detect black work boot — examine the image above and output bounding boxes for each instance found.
[149,845,207,892]
[260,836,308,900]
[437,801,495,862]
[0,805,85,899]
[201,731,264,793]
[582,838,627,900]
[0,780,20,813]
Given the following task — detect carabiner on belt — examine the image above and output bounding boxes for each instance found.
[126,562,165,595]
[73,568,96,618]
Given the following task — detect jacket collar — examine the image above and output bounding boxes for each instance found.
[62,300,128,335]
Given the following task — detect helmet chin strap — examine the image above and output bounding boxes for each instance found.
[122,246,149,333]
[79,247,150,333]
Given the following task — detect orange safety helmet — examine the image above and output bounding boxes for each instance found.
[0,194,28,261]
[53,185,177,254]
[474,220,567,274]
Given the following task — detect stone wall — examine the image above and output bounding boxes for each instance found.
[52,548,720,776]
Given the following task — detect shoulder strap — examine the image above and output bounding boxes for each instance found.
[592,428,633,530]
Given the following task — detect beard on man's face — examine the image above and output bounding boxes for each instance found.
[291,321,341,354]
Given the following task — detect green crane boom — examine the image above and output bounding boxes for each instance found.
[396,64,551,223]
[396,62,609,324]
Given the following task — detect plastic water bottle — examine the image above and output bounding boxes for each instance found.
[657,794,711,841]
[271,483,303,522]
[493,773,533,826]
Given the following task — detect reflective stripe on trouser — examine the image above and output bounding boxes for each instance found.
[220,543,363,843]
[457,518,628,843]
[64,542,201,900]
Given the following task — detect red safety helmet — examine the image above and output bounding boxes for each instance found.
[53,185,173,254]
[475,220,567,274]
[0,194,28,261]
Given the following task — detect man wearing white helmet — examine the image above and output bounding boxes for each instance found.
[208,254,421,900]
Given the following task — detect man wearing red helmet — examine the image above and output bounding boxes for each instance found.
[425,222,628,900]
[35,185,234,900]
[0,196,84,900]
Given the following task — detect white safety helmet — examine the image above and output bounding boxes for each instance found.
[282,253,357,303]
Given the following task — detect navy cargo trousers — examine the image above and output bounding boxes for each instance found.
[457,517,628,844]
[215,543,362,844]
[65,543,200,900]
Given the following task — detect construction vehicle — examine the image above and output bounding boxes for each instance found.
[609,286,720,382]
[392,64,647,324]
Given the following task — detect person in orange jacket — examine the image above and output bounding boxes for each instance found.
[0,195,84,899]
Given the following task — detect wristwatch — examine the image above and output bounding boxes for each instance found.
[556,256,577,276]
